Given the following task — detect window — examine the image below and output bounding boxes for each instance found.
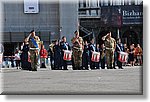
[90,0,98,7]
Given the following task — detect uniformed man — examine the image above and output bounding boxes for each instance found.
[116,38,125,69]
[100,44,105,69]
[27,30,41,71]
[89,38,97,70]
[82,40,89,70]
[71,30,84,70]
[60,36,71,70]
[102,31,116,69]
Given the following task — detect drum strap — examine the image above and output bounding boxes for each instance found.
[117,44,121,52]
[64,43,68,50]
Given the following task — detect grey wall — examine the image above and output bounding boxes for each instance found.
[59,1,78,45]
[3,1,60,47]
[2,0,78,49]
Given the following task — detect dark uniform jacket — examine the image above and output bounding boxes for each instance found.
[60,42,71,56]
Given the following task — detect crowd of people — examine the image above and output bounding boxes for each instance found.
[1,30,143,71]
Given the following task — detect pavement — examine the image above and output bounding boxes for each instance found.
[0,66,143,95]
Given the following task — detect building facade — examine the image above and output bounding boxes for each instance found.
[1,0,78,56]
[78,0,143,47]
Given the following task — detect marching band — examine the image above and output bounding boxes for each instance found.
[1,30,143,70]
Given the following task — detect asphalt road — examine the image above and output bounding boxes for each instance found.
[1,66,143,95]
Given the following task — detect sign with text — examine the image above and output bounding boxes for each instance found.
[24,0,39,13]
[122,5,143,25]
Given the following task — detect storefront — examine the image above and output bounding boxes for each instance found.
[98,5,143,47]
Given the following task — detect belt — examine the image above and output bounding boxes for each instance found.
[73,47,82,50]
[30,48,39,50]
[105,47,113,50]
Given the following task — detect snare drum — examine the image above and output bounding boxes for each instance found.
[63,50,72,61]
[118,52,128,62]
[0,53,3,64]
[91,52,100,62]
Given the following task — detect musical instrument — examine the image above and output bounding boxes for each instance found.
[91,52,100,62]
[118,52,128,62]
[63,50,72,61]
[0,54,3,64]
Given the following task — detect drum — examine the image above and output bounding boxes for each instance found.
[63,50,72,61]
[118,52,128,62]
[91,52,100,62]
[0,53,3,64]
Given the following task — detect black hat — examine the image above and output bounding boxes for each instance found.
[30,30,35,33]
[74,30,78,34]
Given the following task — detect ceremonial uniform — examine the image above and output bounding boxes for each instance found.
[29,36,40,71]
[53,44,62,70]
[100,46,105,69]
[71,37,84,70]
[89,43,97,69]
[102,36,116,69]
[60,41,71,70]
[82,44,89,70]
[116,43,125,69]
[21,43,31,70]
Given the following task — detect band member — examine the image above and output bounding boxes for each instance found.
[82,40,89,70]
[26,30,41,71]
[60,36,71,70]
[102,31,116,69]
[95,44,100,69]
[100,44,105,69]
[71,30,84,70]
[116,39,125,69]
[89,38,97,70]
[20,38,31,70]
[53,40,62,70]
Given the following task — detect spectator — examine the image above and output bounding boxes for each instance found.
[134,44,143,65]
[40,45,48,68]
[14,49,21,69]
[129,44,135,66]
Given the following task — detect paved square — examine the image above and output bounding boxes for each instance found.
[1,66,143,95]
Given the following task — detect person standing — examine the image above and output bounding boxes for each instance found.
[100,44,105,69]
[89,38,97,70]
[134,44,142,65]
[82,40,89,70]
[40,45,48,68]
[71,30,84,70]
[95,44,100,69]
[53,40,62,70]
[14,49,21,69]
[60,36,71,70]
[123,43,129,66]
[116,39,125,69]
[102,31,116,69]
[48,41,55,70]
[20,38,31,70]
[129,44,135,66]
[26,30,41,71]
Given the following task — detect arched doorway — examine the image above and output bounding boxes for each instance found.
[122,30,139,46]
